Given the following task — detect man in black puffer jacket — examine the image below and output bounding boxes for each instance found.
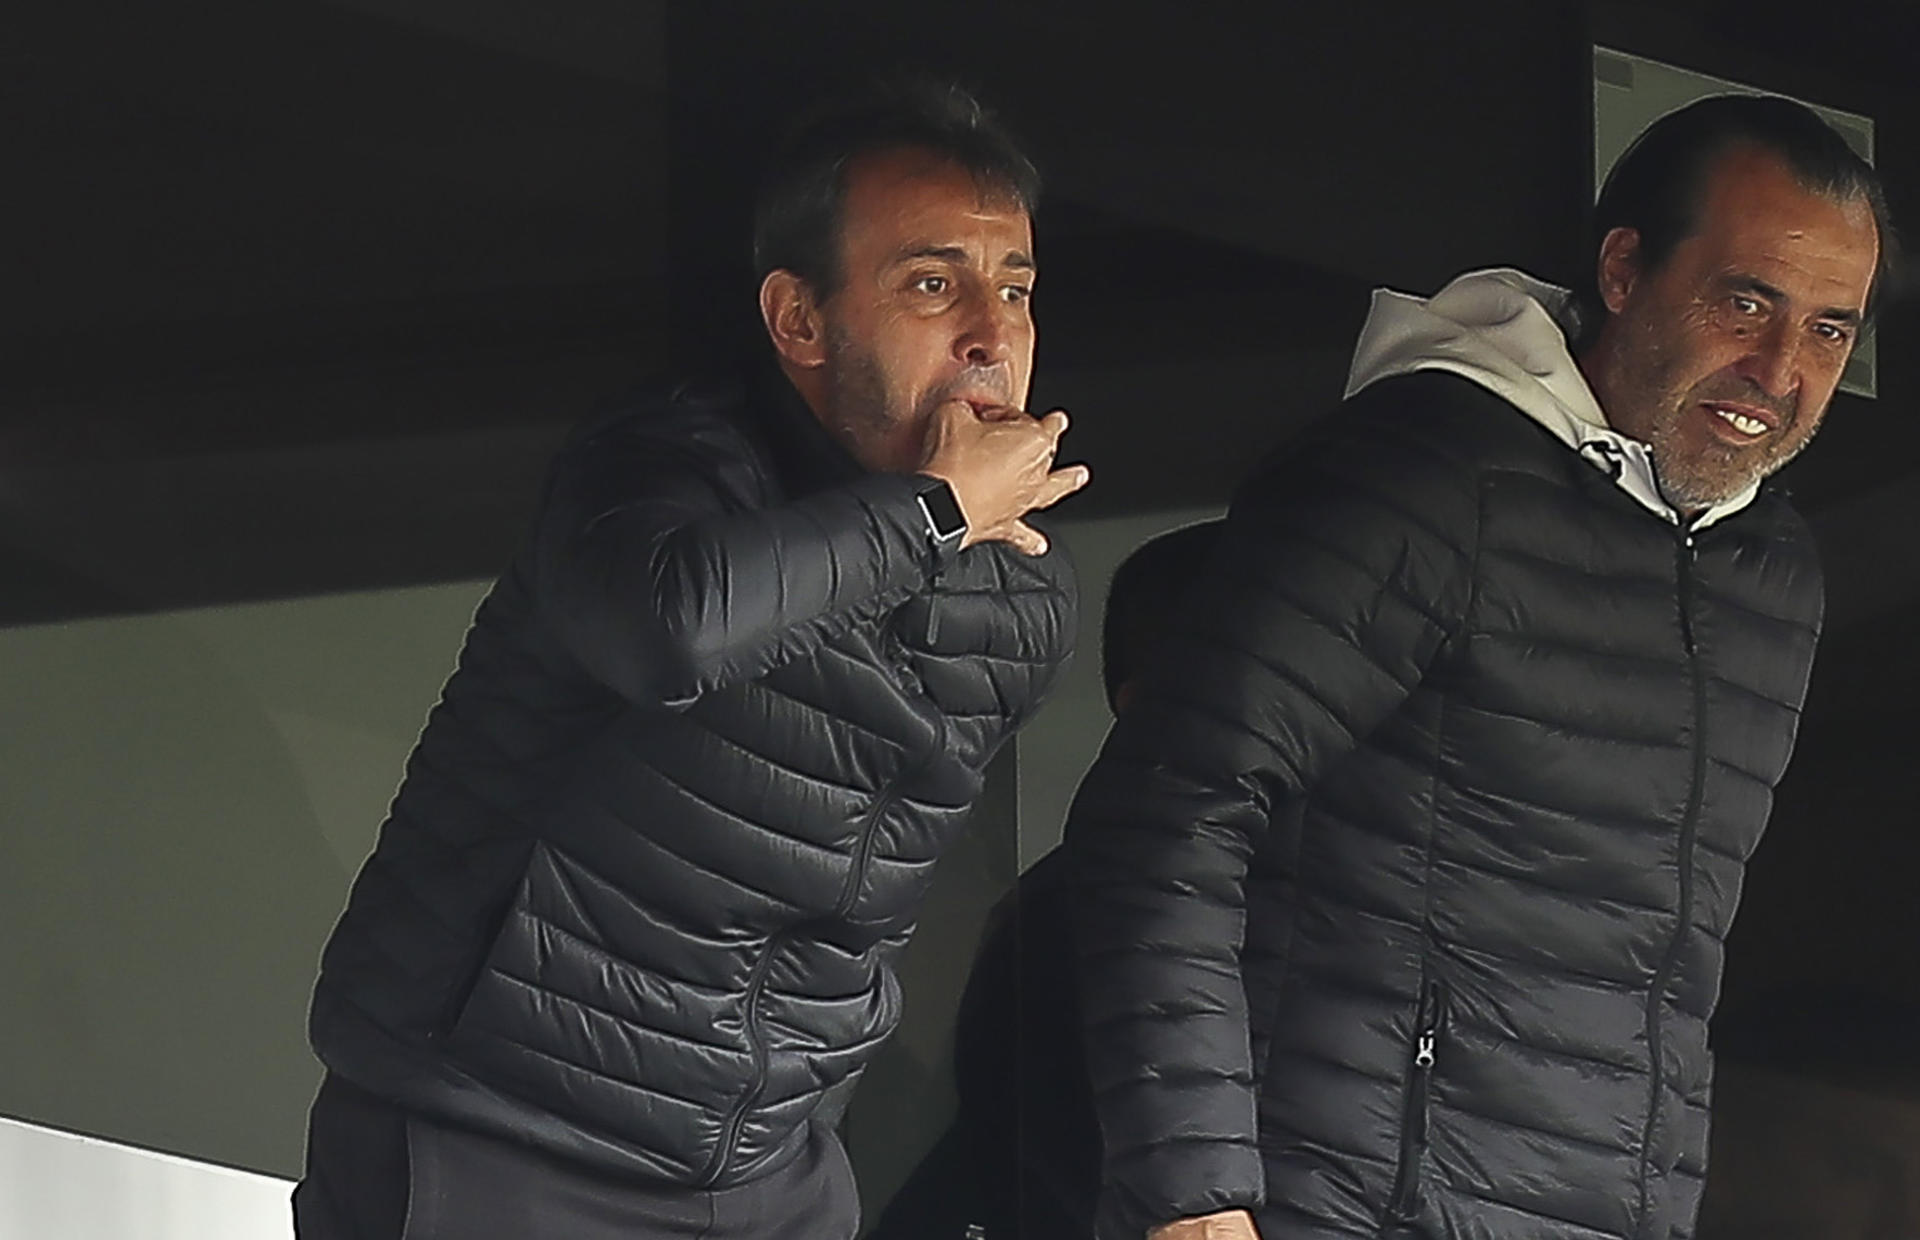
[1068,97,1894,1240]
[294,81,1084,1240]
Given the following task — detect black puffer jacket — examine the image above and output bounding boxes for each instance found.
[1068,372,1821,1239]
[309,376,1075,1188]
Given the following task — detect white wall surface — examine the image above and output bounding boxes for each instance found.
[0,1115,293,1240]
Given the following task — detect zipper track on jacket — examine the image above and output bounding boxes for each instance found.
[1634,528,1706,1232]
[1386,977,1447,1221]
[835,786,900,921]
[700,932,784,1186]
[833,709,948,921]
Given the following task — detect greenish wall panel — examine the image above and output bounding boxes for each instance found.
[0,580,489,1176]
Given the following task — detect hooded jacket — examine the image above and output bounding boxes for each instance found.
[308,375,1075,1190]
[1068,270,1822,1239]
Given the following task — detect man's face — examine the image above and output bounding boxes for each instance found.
[1589,145,1879,512]
[815,148,1036,474]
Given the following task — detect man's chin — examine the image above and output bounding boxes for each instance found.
[1660,467,1762,512]
[1649,435,1771,511]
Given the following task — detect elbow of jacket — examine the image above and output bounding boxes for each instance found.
[573,537,734,706]
[645,622,720,707]
[543,600,707,709]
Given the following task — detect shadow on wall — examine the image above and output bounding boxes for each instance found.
[1699,1060,1920,1238]
[1699,985,1920,1237]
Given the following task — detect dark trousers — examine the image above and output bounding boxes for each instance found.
[293,1075,859,1240]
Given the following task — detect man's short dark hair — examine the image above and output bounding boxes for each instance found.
[1575,93,1899,340]
[752,78,1040,297]
[1101,520,1223,714]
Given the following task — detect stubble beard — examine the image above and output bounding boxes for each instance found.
[1644,390,1817,511]
[1617,339,1815,511]
[1644,407,1756,511]
[823,323,912,472]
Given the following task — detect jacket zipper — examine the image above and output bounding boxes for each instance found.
[700,933,783,1186]
[833,767,903,923]
[836,788,893,920]
[1387,977,1448,1220]
[1633,527,1706,1233]
[833,701,948,921]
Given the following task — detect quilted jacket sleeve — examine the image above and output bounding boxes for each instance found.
[992,534,1079,729]
[530,402,957,709]
[1066,376,1484,1236]
[902,530,1079,728]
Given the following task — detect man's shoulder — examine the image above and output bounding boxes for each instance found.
[568,376,762,457]
[1338,370,1564,464]
[1241,370,1536,507]
[1731,485,1823,569]
[541,376,781,501]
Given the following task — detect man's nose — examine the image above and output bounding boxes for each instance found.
[1739,320,1802,402]
[954,294,1014,369]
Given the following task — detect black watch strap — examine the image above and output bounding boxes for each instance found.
[914,476,968,545]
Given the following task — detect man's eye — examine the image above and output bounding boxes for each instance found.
[1002,284,1032,304]
[913,275,949,295]
[1812,321,1852,344]
[1731,295,1763,316]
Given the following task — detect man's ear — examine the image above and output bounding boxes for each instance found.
[1596,226,1644,315]
[760,269,827,370]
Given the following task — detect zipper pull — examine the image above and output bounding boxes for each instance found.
[1676,529,1699,654]
[1414,979,1444,1069]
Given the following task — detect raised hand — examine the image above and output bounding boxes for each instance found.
[918,399,1091,555]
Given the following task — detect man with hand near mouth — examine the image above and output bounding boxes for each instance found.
[1067,95,1892,1240]
[295,79,1084,1240]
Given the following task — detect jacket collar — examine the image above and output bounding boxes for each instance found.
[742,362,867,496]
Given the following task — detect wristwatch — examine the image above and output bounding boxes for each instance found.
[913,476,969,547]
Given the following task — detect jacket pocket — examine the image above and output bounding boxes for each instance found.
[440,840,557,1048]
[1385,977,1448,1225]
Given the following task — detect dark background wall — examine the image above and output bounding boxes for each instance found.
[7,0,1919,1222]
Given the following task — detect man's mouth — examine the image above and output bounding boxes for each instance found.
[946,390,1012,417]
[1702,401,1779,442]
[939,368,1013,416]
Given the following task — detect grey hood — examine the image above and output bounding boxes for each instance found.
[1344,267,1758,528]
